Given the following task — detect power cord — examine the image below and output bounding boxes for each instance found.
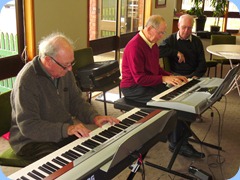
[127,153,145,180]
[206,95,227,180]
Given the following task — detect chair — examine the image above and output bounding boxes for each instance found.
[162,57,171,72]
[0,91,31,167]
[73,47,121,115]
[205,59,218,77]
[210,35,239,78]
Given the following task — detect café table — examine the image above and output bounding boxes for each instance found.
[206,44,240,96]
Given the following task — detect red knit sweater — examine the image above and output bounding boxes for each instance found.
[121,33,171,88]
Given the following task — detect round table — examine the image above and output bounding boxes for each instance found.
[206,44,240,95]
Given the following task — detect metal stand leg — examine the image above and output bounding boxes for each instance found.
[145,131,196,180]
[103,92,107,115]
[226,59,240,96]
[183,121,222,151]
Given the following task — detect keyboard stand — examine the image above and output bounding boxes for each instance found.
[113,97,222,179]
[145,128,197,180]
[185,121,222,151]
[145,118,223,180]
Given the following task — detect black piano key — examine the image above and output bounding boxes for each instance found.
[46,162,60,170]
[42,163,56,173]
[119,121,131,127]
[56,156,69,165]
[74,145,90,154]
[122,119,135,125]
[136,111,148,117]
[38,166,52,175]
[88,139,101,146]
[20,176,29,180]
[105,129,116,136]
[27,172,41,180]
[82,139,99,149]
[52,158,65,167]
[106,128,119,135]
[62,152,76,161]
[128,114,142,121]
[66,150,79,159]
[99,130,115,138]
[92,135,107,143]
[69,149,81,158]
[32,170,46,178]
[115,123,128,129]
[108,126,122,134]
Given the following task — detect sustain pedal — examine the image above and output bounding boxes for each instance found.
[189,166,212,180]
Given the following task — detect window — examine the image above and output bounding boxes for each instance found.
[0,0,25,80]
[181,0,240,32]
[89,0,145,61]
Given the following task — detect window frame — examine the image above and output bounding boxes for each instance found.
[0,0,25,80]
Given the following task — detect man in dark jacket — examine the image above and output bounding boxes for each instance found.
[159,14,207,78]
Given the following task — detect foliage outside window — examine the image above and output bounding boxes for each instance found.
[187,0,204,17]
[210,0,227,26]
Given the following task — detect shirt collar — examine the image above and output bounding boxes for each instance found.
[139,30,155,48]
[177,31,192,41]
[38,57,59,86]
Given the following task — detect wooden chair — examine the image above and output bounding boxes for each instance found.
[72,47,121,115]
[0,91,31,167]
[210,35,239,78]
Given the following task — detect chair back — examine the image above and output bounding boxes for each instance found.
[0,91,11,136]
[210,35,236,60]
[211,35,236,45]
[162,57,171,72]
[73,47,94,74]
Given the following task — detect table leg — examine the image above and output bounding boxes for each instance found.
[226,59,240,96]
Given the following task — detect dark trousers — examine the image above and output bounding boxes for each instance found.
[17,136,78,164]
[121,84,168,104]
[121,84,192,147]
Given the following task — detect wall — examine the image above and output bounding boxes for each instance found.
[151,0,175,38]
[32,0,174,50]
[34,0,88,51]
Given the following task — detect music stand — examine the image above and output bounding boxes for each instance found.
[100,109,177,179]
[209,64,240,102]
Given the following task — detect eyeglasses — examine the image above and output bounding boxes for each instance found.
[181,26,193,31]
[48,56,75,70]
[153,26,166,35]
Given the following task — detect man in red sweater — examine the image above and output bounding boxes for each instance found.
[120,15,205,159]
[121,15,187,103]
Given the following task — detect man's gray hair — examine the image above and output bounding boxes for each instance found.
[38,32,74,58]
[178,14,194,25]
[145,15,166,29]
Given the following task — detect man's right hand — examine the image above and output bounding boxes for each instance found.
[67,123,91,138]
[177,51,185,63]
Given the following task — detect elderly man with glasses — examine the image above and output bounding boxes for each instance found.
[9,32,119,164]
